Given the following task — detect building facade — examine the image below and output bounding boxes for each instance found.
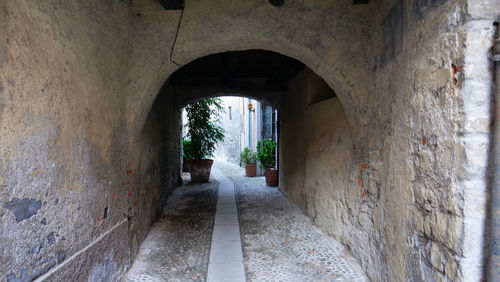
[216,97,278,175]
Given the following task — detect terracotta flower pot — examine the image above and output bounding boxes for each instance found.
[185,159,213,182]
[245,164,257,177]
[182,158,190,172]
[265,168,278,186]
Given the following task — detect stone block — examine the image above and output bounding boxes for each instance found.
[445,257,458,281]
[209,240,243,263]
[207,262,245,282]
[430,242,445,272]
[429,211,462,252]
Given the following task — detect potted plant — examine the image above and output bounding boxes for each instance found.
[241,147,257,177]
[182,138,194,172]
[183,98,225,182]
[257,138,278,186]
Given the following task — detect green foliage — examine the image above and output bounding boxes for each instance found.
[184,98,225,159]
[257,138,276,169]
[182,138,195,160]
[240,147,257,164]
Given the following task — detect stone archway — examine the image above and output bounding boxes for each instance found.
[125,1,481,280]
[1,1,495,281]
[143,47,373,277]
[126,0,372,138]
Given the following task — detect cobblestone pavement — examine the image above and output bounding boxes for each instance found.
[215,160,368,282]
[125,161,367,282]
[123,181,217,282]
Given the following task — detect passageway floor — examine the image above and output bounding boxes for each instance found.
[216,160,368,282]
[124,182,217,282]
[124,160,367,281]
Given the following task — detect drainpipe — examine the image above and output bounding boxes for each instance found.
[489,22,500,281]
[248,98,253,147]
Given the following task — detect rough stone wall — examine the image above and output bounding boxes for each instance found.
[369,1,495,280]
[368,1,468,280]
[279,71,309,207]
[280,69,382,278]
[0,1,179,280]
[461,0,499,279]
[129,83,181,250]
[278,1,495,280]
[460,20,494,281]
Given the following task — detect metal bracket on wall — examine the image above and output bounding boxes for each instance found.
[269,0,285,7]
[158,0,184,10]
[494,22,500,62]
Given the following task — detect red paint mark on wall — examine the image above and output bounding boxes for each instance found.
[422,137,427,145]
[126,170,132,175]
[357,163,370,196]
[113,194,118,200]
[125,180,131,185]
[451,64,460,87]
[357,177,364,188]
[97,217,103,222]
[133,201,136,207]
[128,190,132,198]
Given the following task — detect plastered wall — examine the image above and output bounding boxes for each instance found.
[0,1,179,280]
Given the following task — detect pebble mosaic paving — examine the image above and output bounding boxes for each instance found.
[124,160,368,282]
[215,160,368,282]
[124,181,217,282]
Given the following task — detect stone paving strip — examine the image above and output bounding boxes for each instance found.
[206,168,246,282]
[123,182,217,282]
[215,160,369,282]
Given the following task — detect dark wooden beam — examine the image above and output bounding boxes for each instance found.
[171,77,289,92]
[173,85,285,109]
[158,0,184,10]
[269,0,285,7]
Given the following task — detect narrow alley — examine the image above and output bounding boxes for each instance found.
[125,161,367,281]
[2,1,499,281]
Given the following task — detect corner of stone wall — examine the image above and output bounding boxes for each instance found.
[459,16,496,281]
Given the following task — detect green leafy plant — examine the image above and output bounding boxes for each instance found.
[257,138,276,169]
[184,98,225,159]
[240,147,257,164]
[182,138,195,160]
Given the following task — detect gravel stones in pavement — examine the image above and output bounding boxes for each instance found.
[124,182,217,282]
[125,160,367,282]
[215,160,368,282]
